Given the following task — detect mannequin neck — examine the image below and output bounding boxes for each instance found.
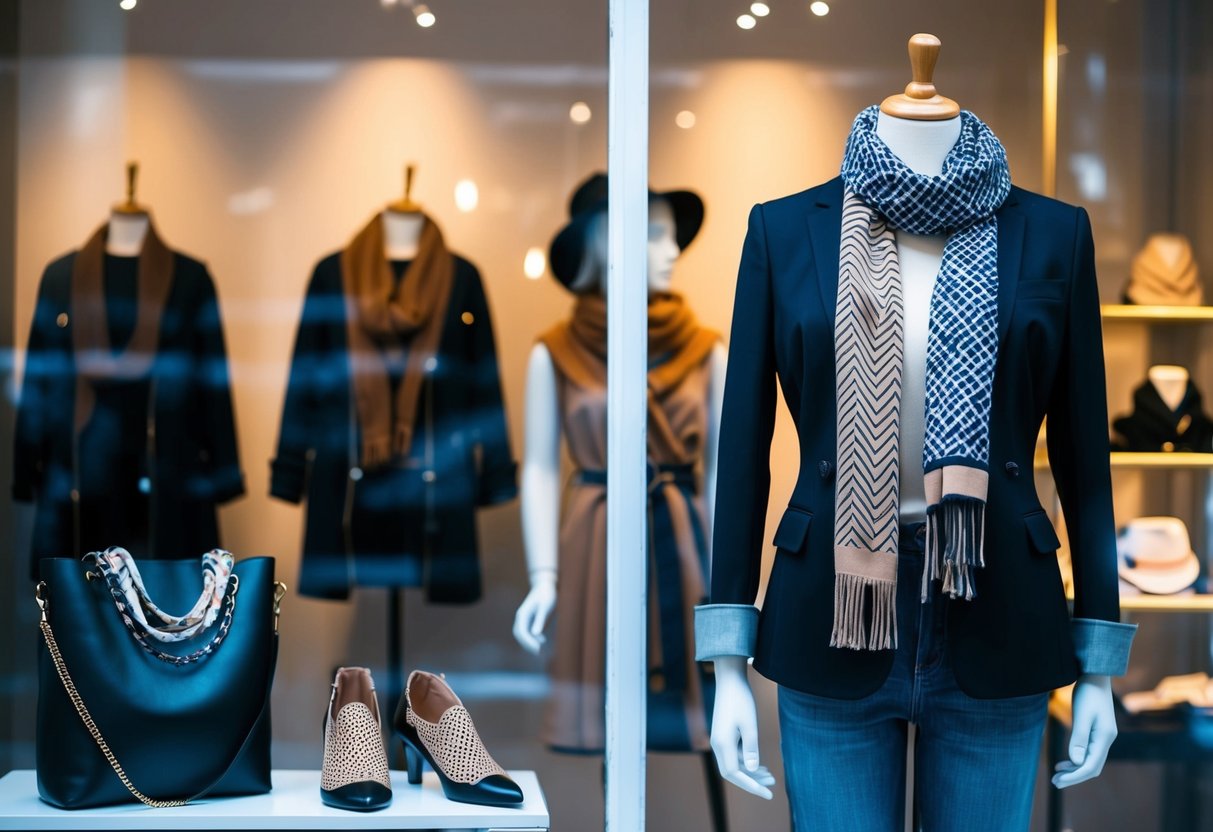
[1148,364,1190,411]
[382,211,424,260]
[875,110,961,177]
[106,212,150,257]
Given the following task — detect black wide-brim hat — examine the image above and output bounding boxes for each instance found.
[549,171,705,290]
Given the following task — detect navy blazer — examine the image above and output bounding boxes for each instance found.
[697,177,1135,700]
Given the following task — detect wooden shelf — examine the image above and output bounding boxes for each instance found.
[1035,451,1213,470]
[1101,304,1213,322]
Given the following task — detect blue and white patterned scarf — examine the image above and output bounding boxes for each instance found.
[831,105,1011,650]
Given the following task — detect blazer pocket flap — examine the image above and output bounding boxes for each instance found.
[1017,279,1067,301]
[1023,510,1062,554]
[773,507,812,553]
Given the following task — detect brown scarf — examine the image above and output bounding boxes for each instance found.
[341,212,454,468]
[539,292,718,449]
[71,220,174,436]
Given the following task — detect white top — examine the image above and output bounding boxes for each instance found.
[0,770,550,831]
[874,111,962,523]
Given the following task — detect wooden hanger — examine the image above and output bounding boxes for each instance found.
[387,163,423,214]
[880,33,960,121]
[112,161,150,215]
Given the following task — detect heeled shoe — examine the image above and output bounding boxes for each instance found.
[320,667,393,811]
[393,670,524,807]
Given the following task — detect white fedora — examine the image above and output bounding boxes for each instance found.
[1117,516,1201,595]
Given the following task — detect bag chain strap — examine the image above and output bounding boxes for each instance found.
[36,582,188,808]
[34,578,288,808]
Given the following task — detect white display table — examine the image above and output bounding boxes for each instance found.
[0,770,549,831]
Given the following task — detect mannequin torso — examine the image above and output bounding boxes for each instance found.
[874,110,961,522]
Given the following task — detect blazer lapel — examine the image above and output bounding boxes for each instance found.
[995,192,1024,350]
[807,177,843,326]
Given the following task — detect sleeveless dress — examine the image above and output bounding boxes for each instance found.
[541,347,715,753]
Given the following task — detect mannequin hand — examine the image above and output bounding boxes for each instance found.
[709,656,776,800]
[513,574,557,655]
[1052,674,1117,789]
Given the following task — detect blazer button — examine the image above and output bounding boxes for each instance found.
[818,460,834,481]
[1005,461,1020,478]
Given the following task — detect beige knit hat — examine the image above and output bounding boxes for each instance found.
[1124,233,1202,306]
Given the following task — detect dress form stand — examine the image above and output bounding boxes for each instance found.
[877,34,962,832]
[380,163,425,768]
[108,161,150,255]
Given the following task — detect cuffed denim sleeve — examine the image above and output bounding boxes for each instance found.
[694,603,759,661]
[1072,617,1137,677]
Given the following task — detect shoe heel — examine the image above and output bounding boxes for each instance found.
[402,738,423,785]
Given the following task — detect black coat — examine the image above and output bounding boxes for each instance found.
[1111,378,1213,452]
[14,250,244,574]
[709,178,1121,699]
[270,252,517,603]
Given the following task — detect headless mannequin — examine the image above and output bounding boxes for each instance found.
[513,199,729,657]
[706,112,1117,800]
[1148,364,1189,412]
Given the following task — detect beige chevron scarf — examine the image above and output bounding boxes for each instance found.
[831,106,1011,650]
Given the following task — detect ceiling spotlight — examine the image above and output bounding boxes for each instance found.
[675,110,697,129]
[736,13,757,29]
[751,2,771,16]
[569,101,592,124]
[809,1,830,16]
[380,0,400,7]
[413,4,436,27]
[119,0,137,9]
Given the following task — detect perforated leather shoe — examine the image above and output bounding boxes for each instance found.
[393,670,523,807]
[320,667,392,811]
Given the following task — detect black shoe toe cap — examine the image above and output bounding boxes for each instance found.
[479,773,525,805]
[321,780,393,811]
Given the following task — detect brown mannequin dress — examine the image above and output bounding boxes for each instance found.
[538,293,718,753]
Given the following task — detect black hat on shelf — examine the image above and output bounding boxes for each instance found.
[548,171,705,291]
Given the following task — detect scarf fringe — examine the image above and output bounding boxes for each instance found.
[830,573,897,651]
[923,495,986,601]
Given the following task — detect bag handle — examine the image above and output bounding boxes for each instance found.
[35,580,286,808]
[86,548,240,665]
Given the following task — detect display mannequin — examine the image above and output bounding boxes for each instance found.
[14,163,244,570]
[695,34,1135,830]
[513,174,731,788]
[271,166,517,603]
[513,205,727,658]
[1148,364,1189,412]
[706,100,1120,799]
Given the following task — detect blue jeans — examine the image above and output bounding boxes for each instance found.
[778,521,1048,832]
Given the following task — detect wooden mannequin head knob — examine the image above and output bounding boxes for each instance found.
[880,33,960,121]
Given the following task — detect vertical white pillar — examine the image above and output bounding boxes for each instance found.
[605,0,648,830]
